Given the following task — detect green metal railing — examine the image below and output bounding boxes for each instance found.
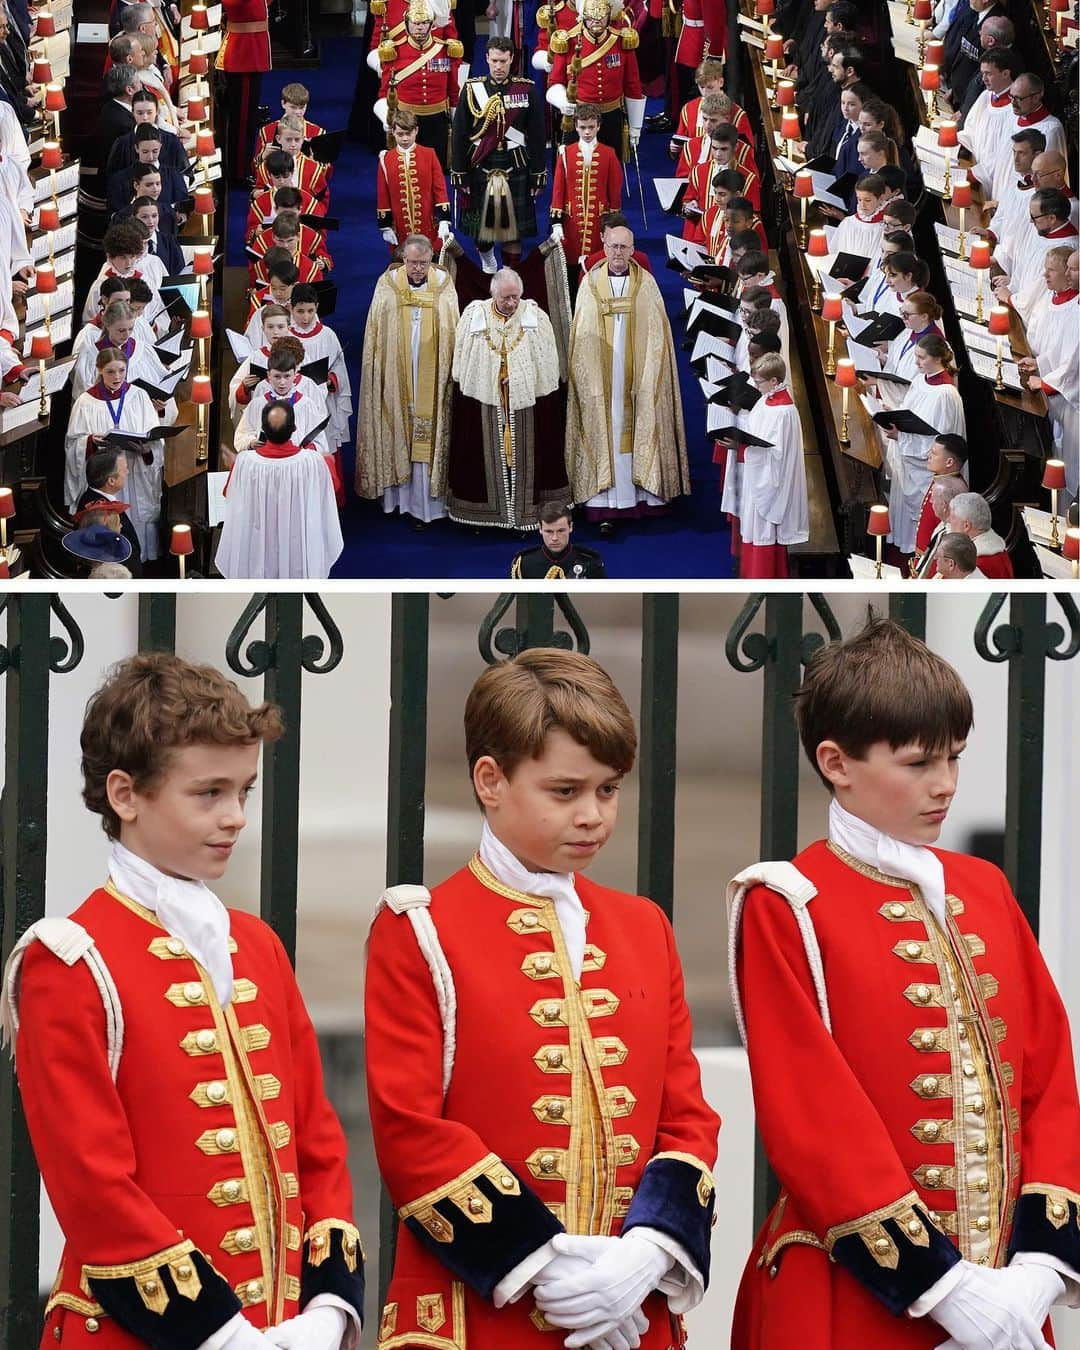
[1,591,1078,1346]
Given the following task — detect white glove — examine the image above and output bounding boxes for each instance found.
[381,227,398,245]
[928,1263,1053,1350]
[438,220,451,240]
[264,1306,347,1350]
[534,1231,672,1345]
[200,1315,274,1350]
[588,1308,649,1350]
[628,128,640,148]
[1001,1263,1066,1327]
[532,1241,648,1350]
[550,224,564,243]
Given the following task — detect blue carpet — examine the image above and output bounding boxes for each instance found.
[228,35,734,579]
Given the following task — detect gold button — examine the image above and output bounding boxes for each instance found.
[921,1077,939,1096]
[1051,1202,1067,1219]
[196,1029,217,1051]
[310,1233,326,1249]
[236,1228,254,1250]
[546,1049,564,1068]
[975,1138,988,1154]
[547,1100,565,1119]
[500,1174,514,1189]
[926,1168,943,1186]
[534,956,552,974]
[85,1319,100,1334]
[53,1329,61,1341]
[429,1218,445,1234]
[962,1060,975,1077]
[919,1032,936,1050]
[873,1238,891,1255]
[183,982,204,1004]
[543,1002,561,1022]
[522,912,539,927]
[974,1178,989,1193]
[245,1280,264,1304]
[206,1081,227,1104]
[915,984,931,1004]
[468,1196,484,1214]
[971,1098,985,1115]
[923,1121,941,1140]
[167,938,185,956]
[974,1216,990,1232]
[345,1237,357,1255]
[142,1279,159,1295]
[215,1128,236,1151]
[222,1179,242,1201]
[768,1262,778,1278]
[889,903,906,918]
[905,942,922,959]
[540,1153,557,1173]
[175,1265,193,1281]
[906,1219,922,1236]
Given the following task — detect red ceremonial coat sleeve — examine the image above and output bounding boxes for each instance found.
[602,144,623,212]
[549,48,570,88]
[376,152,393,221]
[550,150,568,216]
[429,148,450,207]
[737,885,959,1312]
[622,50,643,100]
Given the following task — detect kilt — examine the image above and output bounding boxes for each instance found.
[460,147,537,242]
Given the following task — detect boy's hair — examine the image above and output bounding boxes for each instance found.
[709,122,738,145]
[264,149,295,177]
[268,335,305,370]
[700,91,732,118]
[883,198,916,228]
[855,173,886,198]
[795,618,973,787]
[751,352,786,383]
[82,653,283,839]
[574,102,602,124]
[695,56,725,87]
[259,302,291,323]
[937,532,977,573]
[290,283,318,306]
[464,650,637,788]
[278,113,306,135]
[736,250,769,278]
[389,107,418,132]
[272,185,303,211]
[103,221,145,258]
[711,169,745,194]
[281,81,310,106]
[271,209,300,240]
[127,276,153,304]
[100,275,131,303]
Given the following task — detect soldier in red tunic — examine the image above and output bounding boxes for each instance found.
[377,107,452,254]
[2,653,365,1350]
[365,649,721,1348]
[728,619,1080,1350]
[546,0,645,162]
[549,103,622,268]
[217,0,272,184]
[375,0,463,170]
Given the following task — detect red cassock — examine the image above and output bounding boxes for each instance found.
[975,549,1014,579]
[676,136,755,181]
[248,223,332,283]
[246,187,325,242]
[217,0,272,72]
[914,484,939,556]
[365,856,721,1348]
[253,153,332,203]
[550,141,623,262]
[548,32,643,109]
[674,96,752,146]
[376,145,451,253]
[731,840,1080,1350]
[14,884,364,1348]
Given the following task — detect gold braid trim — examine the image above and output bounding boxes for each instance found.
[82,1239,203,1315]
[824,1192,937,1270]
[1020,1184,1080,1229]
[649,1150,716,1205]
[305,1219,364,1270]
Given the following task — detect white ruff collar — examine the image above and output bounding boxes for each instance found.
[108,840,234,1003]
[828,798,947,926]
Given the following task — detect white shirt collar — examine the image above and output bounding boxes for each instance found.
[827,798,947,926]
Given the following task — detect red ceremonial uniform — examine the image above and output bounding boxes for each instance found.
[548,31,643,111]
[914,482,940,557]
[248,223,332,283]
[376,144,451,253]
[379,35,461,115]
[366,855,720,1348]
[13,883,364,1348]
[216,0,272,72]
[973,547,1014,579]
[253,152,331,203]
[255,116,326,157]
[731,840,1080,1350]
[535,0,579,59]
[676,134,754,180]
[246,187,325,242]
[550,140,622,262]
[673,95,752,147]
[371,0,459,52]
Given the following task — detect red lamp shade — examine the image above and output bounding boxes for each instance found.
[34,264,56,294]
[189,309,212,340]
[44,83,65,113]
[33,11,56,37]
[37,203,60,231]
[794,169,814,198]
[969,239,992,269]
[988,306,1011,336]
[188,51,209,75]
[756,0,775,14]
[821,295,844,323]
[32,60,52,85]
[1063,528,1080,561]
[186,97,207,123]
[1042,458,1067,490]
[0,487,15,520]
[0,558,9,580]
[194,186,214,215]
[777,80,796,108]
[41,142,62,169]
[170,524,195,556]
[190,375,213,405]
[835,358,857,388]
[920,65,940,92]
[189,4,210,29]
[926,40,945,66]
[937,120,958,149]
[807,228,829,257]
[867,504,891,536]
[951,180,972,209]
[30,334,53,360]
[192,246,214,275]
[765,34,785,60]
[1050,0,1070,12]
[913,0,933,19]
[780,110,800,141]
[195,129,215,158]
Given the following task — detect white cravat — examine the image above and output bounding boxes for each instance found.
[827,798,948,927]
[580,139,595,164]
[478,822,586,978]
[107,840,234,1004]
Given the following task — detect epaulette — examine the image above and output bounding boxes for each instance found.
[446,37,464,57]
[537,4,552,28]
[549,29,570,54]
[621,27,639,49]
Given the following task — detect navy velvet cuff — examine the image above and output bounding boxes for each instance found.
[300,1227,366,1322]
[88,1250,241,1350]
[621,1156,715,1284]
[831,1206,960,1317]
[1007,1191,1080,1274]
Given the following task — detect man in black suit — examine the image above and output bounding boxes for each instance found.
[943,0,1007,103]
[79,69,142,298]
[805,40,866,161]
[77,447,143,576]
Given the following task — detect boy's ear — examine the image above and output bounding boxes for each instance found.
[106,769,141,824]
[815,740,851,790]
[472,755,505,810]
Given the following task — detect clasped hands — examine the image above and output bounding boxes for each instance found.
[931,1259,1063,1350]
[532,1230,672,1350]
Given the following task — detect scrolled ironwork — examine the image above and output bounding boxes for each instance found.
[802,594,843,663]
[225,595,274,677]
[300,594,345,674]
[973,594,1014,663]
[47,597,84,674]
[477,594,590,663]
[974,594,1080,665]
[724,595,770,673]
[1047,593,1080,661]
[477,594,515,664]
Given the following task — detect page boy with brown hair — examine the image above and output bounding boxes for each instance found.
[2,653,364,1350]
[365,648,720,1347]
[728,618,1080,1350]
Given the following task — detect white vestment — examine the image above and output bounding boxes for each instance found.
[884,373,965,555]
[233,376,331,455]
[737,390,808,547]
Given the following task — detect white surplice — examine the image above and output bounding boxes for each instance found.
[884,373,965,555]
